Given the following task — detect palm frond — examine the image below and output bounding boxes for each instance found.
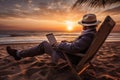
[72,0,120,8]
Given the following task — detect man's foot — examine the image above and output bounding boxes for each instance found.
[6,46,21,60]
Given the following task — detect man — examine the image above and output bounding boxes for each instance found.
[6,14,101,65]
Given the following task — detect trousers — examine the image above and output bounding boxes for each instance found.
[18,41,81,65]
[18,41,60,63]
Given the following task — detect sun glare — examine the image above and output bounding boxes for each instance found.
[65,21,74,31]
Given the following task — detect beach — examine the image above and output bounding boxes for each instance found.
[0,0,120,80]
[0,42,120,80]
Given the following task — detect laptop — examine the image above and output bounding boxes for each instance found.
[46,33,57,46]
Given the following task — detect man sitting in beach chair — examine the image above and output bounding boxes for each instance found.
[6,14,101,65]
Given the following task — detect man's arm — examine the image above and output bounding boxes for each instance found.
[57,34,94,53]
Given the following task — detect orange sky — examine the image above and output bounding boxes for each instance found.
[0,17,82,31]
[0,0,119,32]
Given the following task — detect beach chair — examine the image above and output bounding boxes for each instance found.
[63,16,116,80]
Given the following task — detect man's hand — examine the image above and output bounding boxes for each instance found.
[52,40,68,47]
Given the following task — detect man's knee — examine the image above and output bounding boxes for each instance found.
[40,41,53,54]
[40,41,49,46]
[42,41,49,44]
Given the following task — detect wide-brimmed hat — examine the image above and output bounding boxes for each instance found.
[78,14,101,26]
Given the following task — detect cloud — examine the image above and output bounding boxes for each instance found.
[0,0,119,22]
[103,6,120,14]
[0,23,17,30]
[14,4,22,8]
[0,0,75,19]
[101,6,120,23]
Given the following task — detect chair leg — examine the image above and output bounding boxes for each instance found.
[89,62,97,72]
[78,63,90,76]
[63,53,82,80]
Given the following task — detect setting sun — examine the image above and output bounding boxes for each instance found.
[65,21,74,31]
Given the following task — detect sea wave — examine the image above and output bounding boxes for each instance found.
[0,32,120,44]
[0,34,11,37]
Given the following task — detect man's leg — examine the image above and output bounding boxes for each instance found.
[18,41,59,64]
[6,41,55,61]
[18,41,53,58]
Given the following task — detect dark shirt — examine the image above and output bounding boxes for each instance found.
[57,28,96,53]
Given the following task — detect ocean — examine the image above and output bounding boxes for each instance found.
[0,31,120,45]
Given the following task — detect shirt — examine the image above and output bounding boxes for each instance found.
[57,28,97,53]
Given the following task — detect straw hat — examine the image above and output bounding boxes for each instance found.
[78,14,101,26]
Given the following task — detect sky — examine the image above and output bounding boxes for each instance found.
[0,0,120,32]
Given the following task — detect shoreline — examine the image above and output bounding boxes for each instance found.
[0,41,120,45]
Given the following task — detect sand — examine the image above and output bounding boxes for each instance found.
[0,42,120,80]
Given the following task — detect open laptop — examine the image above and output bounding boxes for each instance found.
[46,33,57,46]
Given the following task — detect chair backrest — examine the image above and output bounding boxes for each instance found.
[76,16,116,71]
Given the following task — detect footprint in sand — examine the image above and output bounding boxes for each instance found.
[0,56,19,70]
[0,65,21,76]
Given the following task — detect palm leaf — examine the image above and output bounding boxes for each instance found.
[72,0,120,8]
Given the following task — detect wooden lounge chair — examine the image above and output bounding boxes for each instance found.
[63,16,116,80]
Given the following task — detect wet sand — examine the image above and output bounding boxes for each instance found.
[0,42,120,80]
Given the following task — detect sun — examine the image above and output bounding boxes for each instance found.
[65,20,74,31]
